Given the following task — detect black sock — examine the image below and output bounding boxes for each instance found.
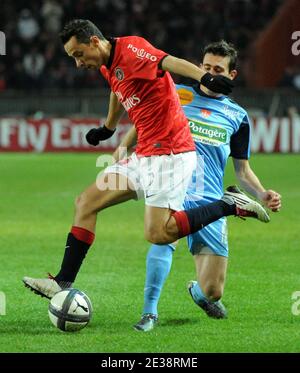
[54,233,91,285]
[186,200,236,234]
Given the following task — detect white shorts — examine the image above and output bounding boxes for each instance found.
[104,151,196,211]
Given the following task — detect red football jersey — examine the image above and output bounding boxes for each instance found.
[100,36,195,156]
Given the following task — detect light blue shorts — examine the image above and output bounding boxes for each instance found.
[183,199,228,257]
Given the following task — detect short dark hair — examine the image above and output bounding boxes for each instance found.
[203,40,238,71]
[60,19,105,44]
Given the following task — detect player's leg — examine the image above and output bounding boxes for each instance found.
[142,151,232,243]
[144,201,234,244]
[54,173,137,287]
[134,151,195,330]
[194,253,227,302]
[23,171,138,298]
[133,241,177,332]
[187,217,228,318]
[142,153,269,244]
[188,254,228,319]
[73,173,138,232]
[145,190,269,244]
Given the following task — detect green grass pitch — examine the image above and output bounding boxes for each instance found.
[0,153,299,352]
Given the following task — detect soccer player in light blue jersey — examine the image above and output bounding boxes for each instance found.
[125,41,281,331]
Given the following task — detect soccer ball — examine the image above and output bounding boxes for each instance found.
[48,289,92,332]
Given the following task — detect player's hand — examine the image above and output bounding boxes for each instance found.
[85,126,116,146]
[200,73,234,95]
[260,190,281,212]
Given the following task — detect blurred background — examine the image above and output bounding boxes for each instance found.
[0,0,300,153]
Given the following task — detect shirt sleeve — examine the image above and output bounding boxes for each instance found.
[126,36,168,80]
[230,115,251,159]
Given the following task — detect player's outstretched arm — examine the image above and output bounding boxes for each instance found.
[232,158,281,212]
[86,91,125,146]
[161,55,206,82]
[161,55,234,95]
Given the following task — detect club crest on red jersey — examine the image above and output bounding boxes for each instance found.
[115,67,124,81]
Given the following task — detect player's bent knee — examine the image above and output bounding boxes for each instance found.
[144,228,170,245]
[166,217,180,234]
[75,192,96,216]
[145,231,162,244]
[74,195,82,210]
[75,193,86,211]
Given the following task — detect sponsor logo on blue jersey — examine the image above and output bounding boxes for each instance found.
[188,119,228,146]
[222,105,243,121]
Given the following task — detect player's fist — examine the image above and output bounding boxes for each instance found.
[200,73,234,95]
[261,190,281,212]
[85,126,116,146]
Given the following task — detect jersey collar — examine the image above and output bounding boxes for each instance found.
[105,37,116,69]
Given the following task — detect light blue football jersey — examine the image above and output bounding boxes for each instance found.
[176,84,251,202]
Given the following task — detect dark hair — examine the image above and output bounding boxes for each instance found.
[60,19,105,44]
[203,40,238,71]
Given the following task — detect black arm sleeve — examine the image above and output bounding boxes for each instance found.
[230,121,250,159]
[158,55,169,70]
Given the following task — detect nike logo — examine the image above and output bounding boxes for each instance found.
[145,193,157,198]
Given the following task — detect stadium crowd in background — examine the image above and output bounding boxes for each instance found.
[1,0,284,91]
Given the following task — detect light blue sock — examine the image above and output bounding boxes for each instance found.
[190,282,209,303]
[143,244,174,316]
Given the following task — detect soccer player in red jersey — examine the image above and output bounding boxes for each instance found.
[23,20,267,300]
